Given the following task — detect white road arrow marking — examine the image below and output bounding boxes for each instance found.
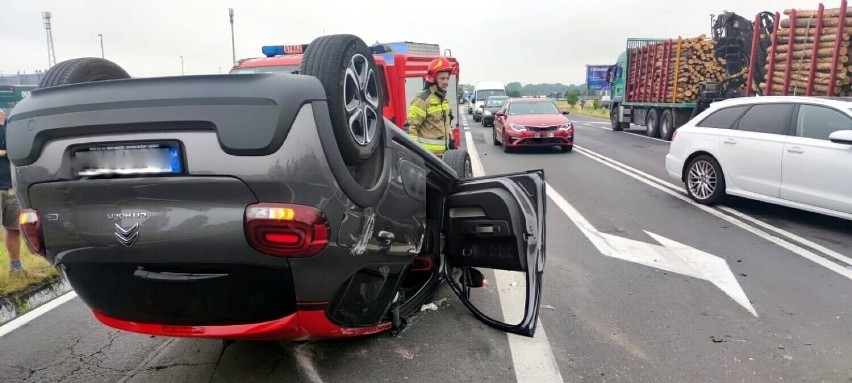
[546,184,758,317]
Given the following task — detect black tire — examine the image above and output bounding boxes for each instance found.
[300,34,383,166]
[660,109,675,141]
[492,127,500,145]
[685,155,726,204]
[562,145,573,152]
[611,108,624,131]
[502,133,513,153]
[38,57,130,88]
[442,149,472,179]
[646,108,661,138]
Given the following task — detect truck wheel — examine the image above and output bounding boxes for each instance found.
[660,109,675,140]
[646,108,661,138]
[38,58,130,88]
[610,108,623,131]
[442,149,472,179]
[300,34,383,166]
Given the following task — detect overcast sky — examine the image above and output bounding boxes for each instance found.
[0,0,828,85]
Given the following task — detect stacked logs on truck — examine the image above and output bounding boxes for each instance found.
[762,7,852,96]
[627,35,729,103]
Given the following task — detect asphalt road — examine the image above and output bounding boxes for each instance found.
[1,107,851,382]
[465,110,852,382]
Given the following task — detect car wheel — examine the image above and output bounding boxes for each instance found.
[610,108,624,131]
[685,155,726,204]
[660,109,675,141]
[562,145,573,152]
[493,127,500,145]
[38,57,131,88]
[442,149,472,180]
[300,34,383,166]
[502,133,512,153]
[646,108,661,138]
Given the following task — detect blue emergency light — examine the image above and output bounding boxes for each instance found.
[262,46,286,57]
[262,44,307,57]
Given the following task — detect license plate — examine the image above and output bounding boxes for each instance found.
[72,142,184,177]
[534,132,542,138]
[548,132,555,138]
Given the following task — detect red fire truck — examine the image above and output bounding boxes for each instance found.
[231,43,462,147]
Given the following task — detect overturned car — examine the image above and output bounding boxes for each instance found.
[5,34,546,340]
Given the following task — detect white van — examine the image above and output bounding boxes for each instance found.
[470,81,506,122]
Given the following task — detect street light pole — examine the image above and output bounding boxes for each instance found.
[180,55,184,75]
[229,8,236,66]
[98,34,104,58]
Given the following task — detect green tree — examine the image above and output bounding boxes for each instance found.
[508,89,522,98]
[565,89,581,106]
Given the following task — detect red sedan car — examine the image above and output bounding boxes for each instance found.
[493,98,574,152]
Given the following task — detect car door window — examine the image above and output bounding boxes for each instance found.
[735,104,794,135]
[795,104,852,140]
[696,105,749,128]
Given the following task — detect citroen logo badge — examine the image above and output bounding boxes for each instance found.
[115,223,140,247]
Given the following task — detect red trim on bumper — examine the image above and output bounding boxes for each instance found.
[92,310,393,341]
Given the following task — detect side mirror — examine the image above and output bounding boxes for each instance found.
[495,111,505,117]
[561,110,570,115]
[479,104,485,109]
[829,129,852,145]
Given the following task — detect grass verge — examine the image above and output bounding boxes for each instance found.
[555,101,611,120]
[0,234,59,297]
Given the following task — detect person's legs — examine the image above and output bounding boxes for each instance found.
[1,189,24,271]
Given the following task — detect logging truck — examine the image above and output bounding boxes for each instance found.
[606,0,852,141]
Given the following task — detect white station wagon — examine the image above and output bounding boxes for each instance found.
[666,96,852,221]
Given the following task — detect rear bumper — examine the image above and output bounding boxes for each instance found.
[93,308,392,341]
[665,153,683,181]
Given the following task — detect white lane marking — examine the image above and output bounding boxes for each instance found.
[546,184,757,317]
[0,291,78,338]
[465,130,564,383]
[575,123,672,143]
[576,145,852,270]
[574,145,852,281]
[718,206,852,267]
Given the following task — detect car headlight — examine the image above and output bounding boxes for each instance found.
[557,124,570,130]
[484,110,492,116]
[509,123,527,131]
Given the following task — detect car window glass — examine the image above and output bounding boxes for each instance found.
[735,104,794,135]
[696,105,749,129]
[796,104,852,140]
[508,102,560,115]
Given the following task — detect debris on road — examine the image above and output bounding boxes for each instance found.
[710,336,726,343]
[420,303,438,312]
[540,305,557,311]
[510,282,518,287]
[395,347,414,360]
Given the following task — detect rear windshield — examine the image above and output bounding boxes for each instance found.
[476,89,505,100]
[230,65,300,74]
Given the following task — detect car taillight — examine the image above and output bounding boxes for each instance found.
[19,209,46,256]
[245,203,329,257]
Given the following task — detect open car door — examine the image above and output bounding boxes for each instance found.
[442,170,545,337]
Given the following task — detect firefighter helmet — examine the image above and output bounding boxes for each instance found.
[425,58,454,83]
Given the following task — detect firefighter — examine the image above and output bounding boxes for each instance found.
[407,58,456,157]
